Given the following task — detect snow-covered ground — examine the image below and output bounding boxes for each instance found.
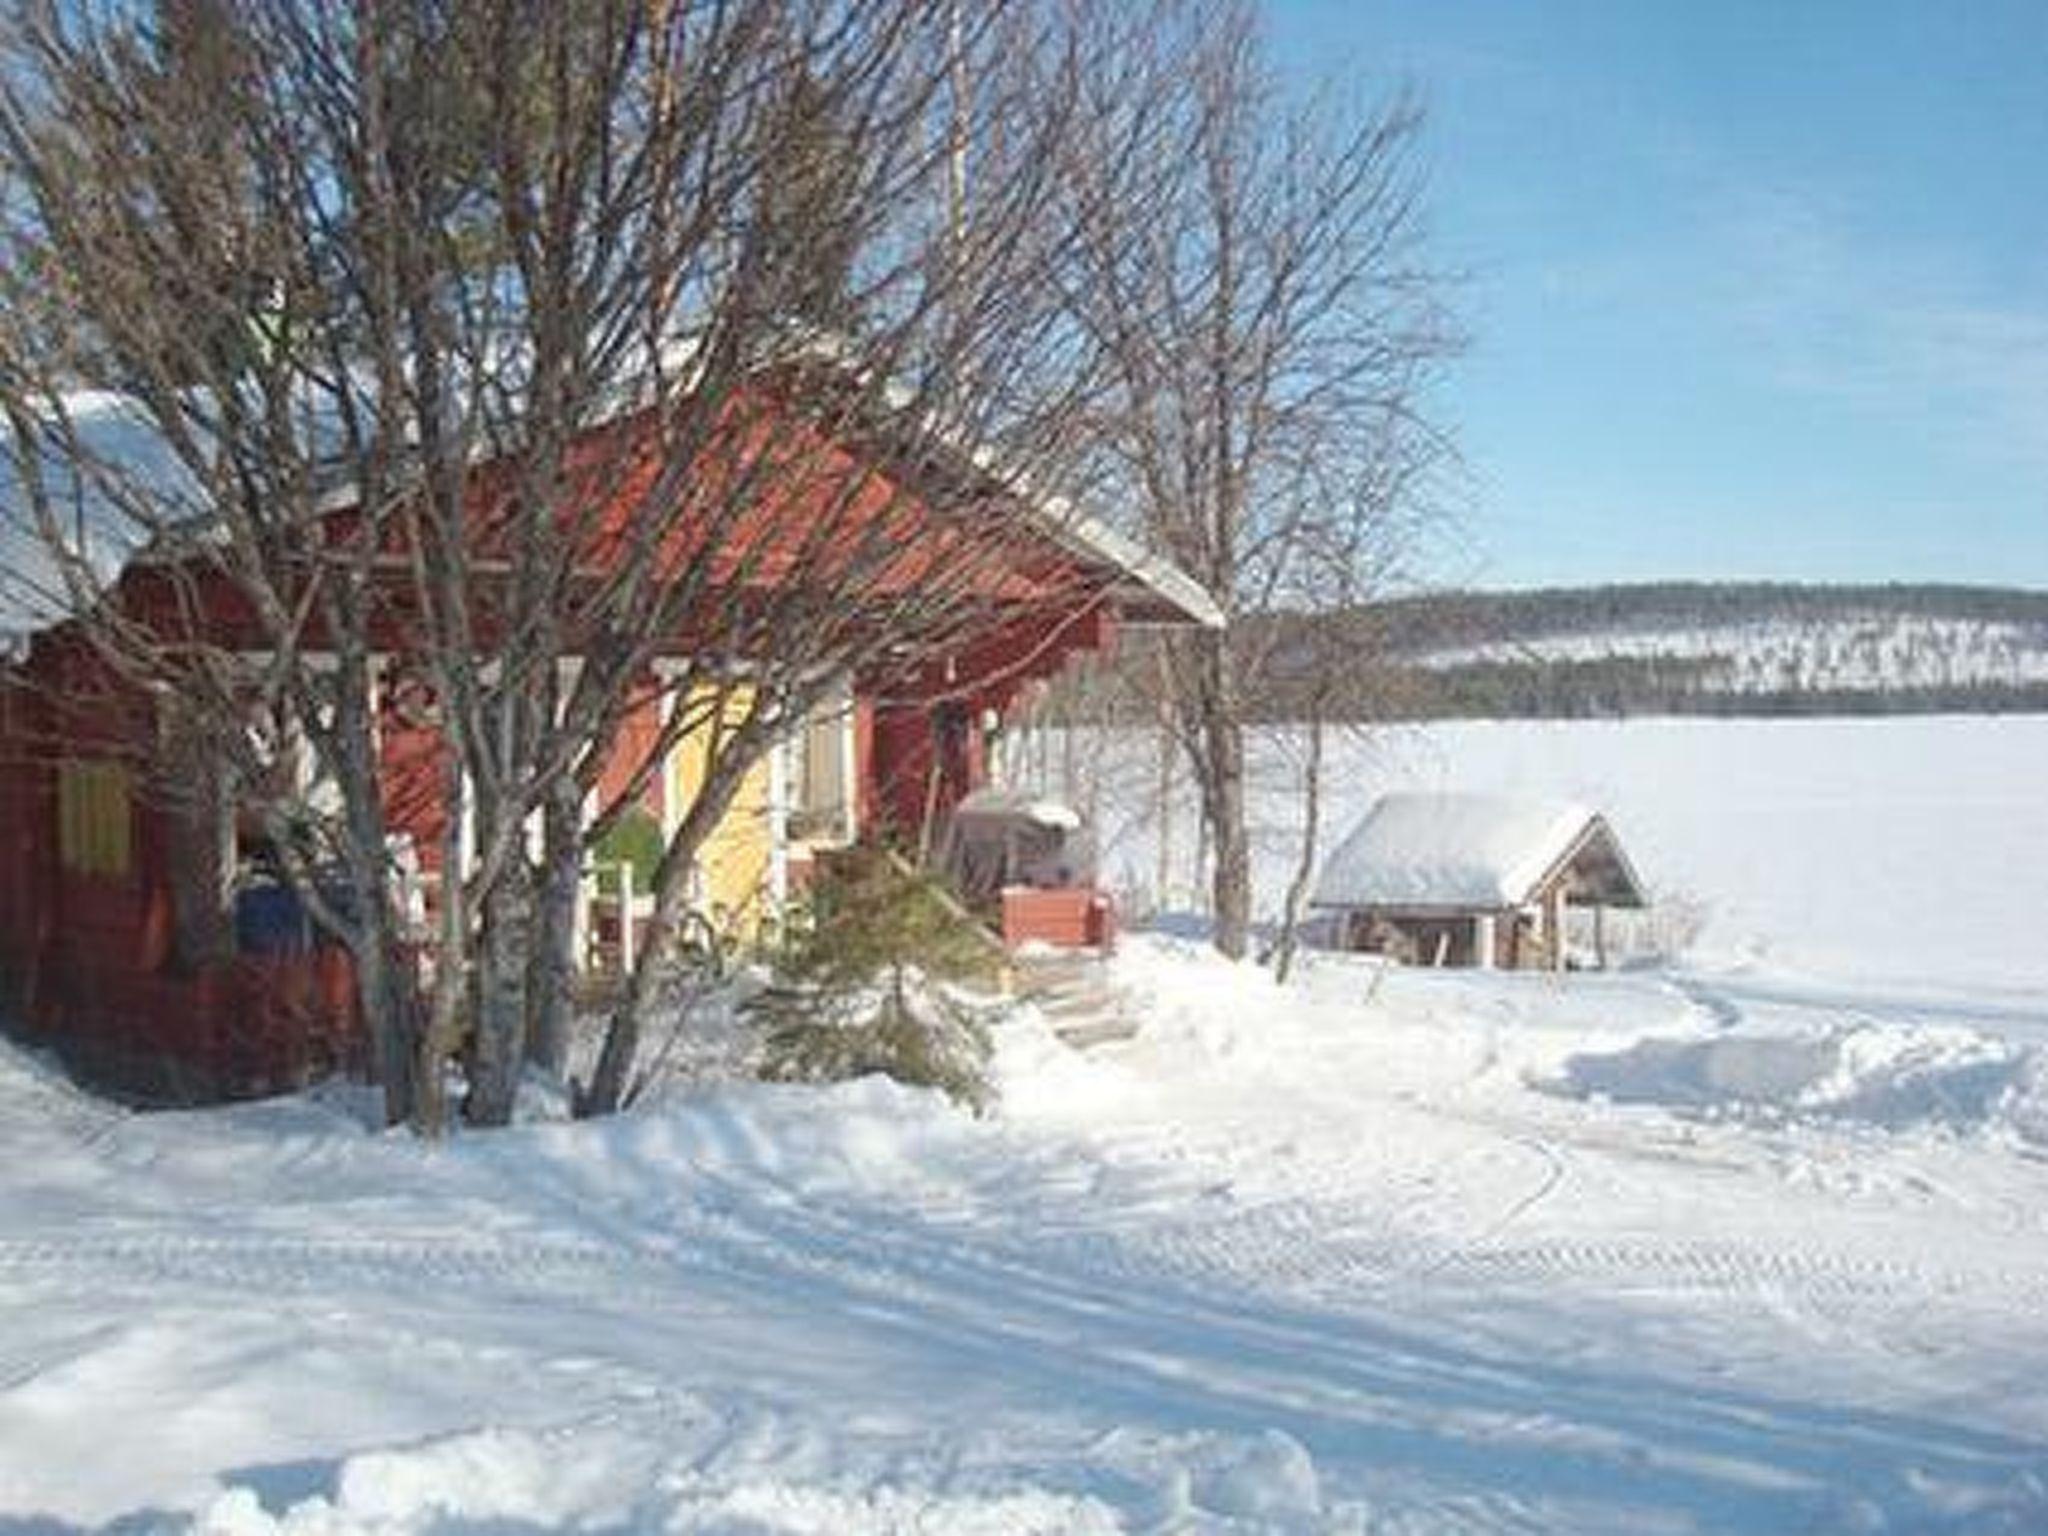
[5,717,2048,1533]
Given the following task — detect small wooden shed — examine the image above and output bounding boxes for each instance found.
[1311,793,1647,971]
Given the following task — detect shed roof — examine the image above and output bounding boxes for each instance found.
[1311,792,1646,913]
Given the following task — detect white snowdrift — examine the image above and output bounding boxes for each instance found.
[194,1421,1136,1536]
[190,1418,1340,1536]
[1546,1017,2048,1144]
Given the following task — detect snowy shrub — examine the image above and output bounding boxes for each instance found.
[748,848,1004,1112]
[1581,886,1710,965]
[754,977,996,1113]
[1642,889,1710,958]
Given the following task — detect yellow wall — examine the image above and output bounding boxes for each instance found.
[666,686,775,941]
[58,760,133,878]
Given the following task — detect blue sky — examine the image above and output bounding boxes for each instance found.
[1265,0,2048,590]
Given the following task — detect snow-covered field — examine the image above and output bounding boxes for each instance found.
[5,717,2048,1534]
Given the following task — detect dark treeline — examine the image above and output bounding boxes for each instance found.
[1368,581,2048,658]
[1373,659,2048,722]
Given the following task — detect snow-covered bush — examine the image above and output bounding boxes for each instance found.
[1572,886,1710,966]
[754,979,996,1113]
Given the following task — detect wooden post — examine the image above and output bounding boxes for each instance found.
[616,863,636,976]
[1474,912,1497,970]
[1594,903,1607,970]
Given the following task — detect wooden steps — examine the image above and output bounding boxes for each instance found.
[1010,950,1140,1049]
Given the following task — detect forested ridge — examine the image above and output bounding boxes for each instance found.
[1335,581,2048,719]
[1373,581,2048,657]
[1054,583,2048,723]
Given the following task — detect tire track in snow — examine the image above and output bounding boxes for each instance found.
[8,1097,2043,1454]
[1405,1135,1568,1284]
[665,1118,2048,1344]
[1664,972,1744,1032]
[11,1133,2038,1342]
[0,1230,660,1294]
[666,1132,1928,1332]
[1442,1236,2048,1307]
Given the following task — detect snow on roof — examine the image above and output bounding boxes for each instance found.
[1311,792,1607,912]
[0,391,207,648]
[951,786,1083,830]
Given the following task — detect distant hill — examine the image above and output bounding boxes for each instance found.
[1043,582,2048,721]
[1353,582,2048,719]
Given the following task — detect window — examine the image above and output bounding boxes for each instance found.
[58,759,133,878]
[787,692,853,844]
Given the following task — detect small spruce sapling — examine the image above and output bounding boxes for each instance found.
[749,848,1006,1112]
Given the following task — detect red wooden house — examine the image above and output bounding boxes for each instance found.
[0,373,1218,1102]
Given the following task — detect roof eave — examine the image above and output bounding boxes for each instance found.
[786,332,1224,632]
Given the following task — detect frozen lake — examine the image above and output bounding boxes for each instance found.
[1050,714,2048,1005]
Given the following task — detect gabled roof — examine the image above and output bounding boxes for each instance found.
[1311,792,1647,912]
[0,337,1224,647]
[775,331,1223,630]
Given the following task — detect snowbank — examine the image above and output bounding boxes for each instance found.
[7,931,2048,1534]
[1545,1017,2048,1145]
[190,1418,1345,1536]
[193,1421,1136,1536]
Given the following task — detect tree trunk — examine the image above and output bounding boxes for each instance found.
[1188,630,1252,960]
[1271,709,1325,984]
[156,706,235,972]
[580,735,761,1116]
[1207,728,1252,959]
[355,927,422,1127]
[525,777,582,1077]
[464,872,531,1126]
[330,688,419,1129]
[1153,646,1174,911]
[413,757,469,1136]
[579,834,686,1115]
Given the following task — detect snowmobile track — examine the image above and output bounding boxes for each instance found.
[0,1231,658,1294]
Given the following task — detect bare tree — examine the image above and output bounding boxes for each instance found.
[1265,405,1446,981]
[1062,0,1454,958]
[0,0,1129,1130]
